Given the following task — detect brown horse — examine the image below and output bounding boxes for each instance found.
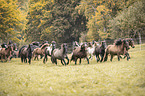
[71,43,89,65]
[126,38,135,48]
[103,39,130,62]
[33,43,49,60]
[121,38,135,59]
[20,44,33,64]
[0,45,13,62]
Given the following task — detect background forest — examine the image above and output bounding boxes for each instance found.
[0,0,145,45]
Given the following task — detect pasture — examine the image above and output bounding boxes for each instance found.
[0,44,145,96]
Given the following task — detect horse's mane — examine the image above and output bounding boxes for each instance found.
[115,39,122,46]
[41,43,49,50]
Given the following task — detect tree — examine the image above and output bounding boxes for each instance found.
[0,0,24,43]
[109,0,145,40]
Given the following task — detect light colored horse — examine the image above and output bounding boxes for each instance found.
[51,43,69,65]
[87,41,100,60]
[43,41,56,63]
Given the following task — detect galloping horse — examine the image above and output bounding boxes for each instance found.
[0,45,13,62]
[51,43,69,65]
[71,43,89,65]
[10,43,18,60]
[121,38,135,59]
[103,39,130,62]
[33,43,49,60]
[20,44,33,64]
[43,41,56,64]
[94,41,106,62]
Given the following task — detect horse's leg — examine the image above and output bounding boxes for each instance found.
[75,58,78,65]
[61,59,66,66]
[86,57,89,64]
[28,57,31,64]
[34,55,36,60]
[79,58,81,65]
[61,60,64,65]
[21,56,23,63]
[103,52,108,62]
[65,56,69,65]
[43,54,47,64]
[110,55,113,61]
[117,54,120,61]
[37,55,39,61]
[55,59,57,65]
[100,54,104,62]
[125,52,130,61]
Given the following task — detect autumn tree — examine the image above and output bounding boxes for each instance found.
[0,0,24,43]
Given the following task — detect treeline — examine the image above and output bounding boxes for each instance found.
[0,0,145,44]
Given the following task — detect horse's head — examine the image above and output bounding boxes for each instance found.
[87,42,92,47]
[51,41,56,49]
[94,42,100,47]
[80,43,86,51]
[127,39,135,48]
[122,39,130,50]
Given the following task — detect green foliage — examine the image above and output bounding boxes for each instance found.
[0,0,23,43]
[109,0,145,39]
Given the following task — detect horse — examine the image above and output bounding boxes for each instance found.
[120,38,135,59]
[103,39,130,62]
[94,41,107,62]
[10,43,18,60]
[20,44,33,64]
[33,43,49,60]
[87,42,95,60]
[43,41,56,64]
[0,45,13,62]
[71,43,89,65]
[51,43,69,66]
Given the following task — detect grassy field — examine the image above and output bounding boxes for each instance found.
[0,44,145,96]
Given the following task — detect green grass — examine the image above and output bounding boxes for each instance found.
[0,44,145,96]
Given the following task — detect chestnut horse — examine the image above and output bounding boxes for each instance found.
[0,45,13,62]
[103,39,130,62]
[33,43,49,60]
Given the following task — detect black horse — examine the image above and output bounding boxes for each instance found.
[94,41,106,62]
[19,44,33,64]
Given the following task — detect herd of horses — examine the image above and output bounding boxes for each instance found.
[0,38,135,65]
